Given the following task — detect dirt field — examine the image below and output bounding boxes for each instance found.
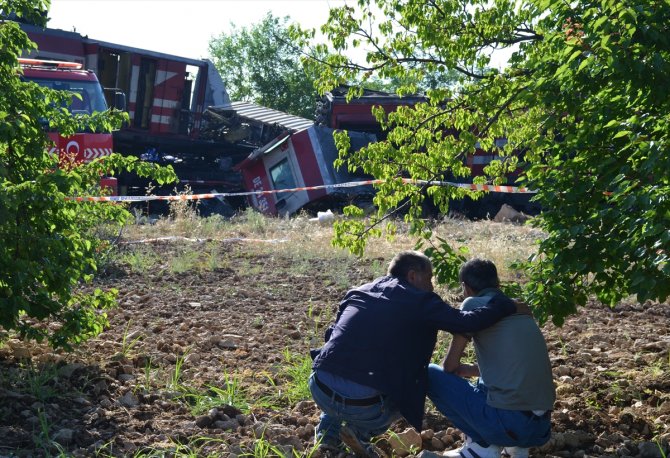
[0,218,668,457]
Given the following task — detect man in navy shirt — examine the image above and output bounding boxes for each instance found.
[309,251,521,457]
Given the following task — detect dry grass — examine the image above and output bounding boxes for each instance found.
[120,206,542,295]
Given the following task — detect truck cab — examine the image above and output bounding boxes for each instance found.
[19,58,118,193]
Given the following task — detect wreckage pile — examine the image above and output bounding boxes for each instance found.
[200,104,310,147]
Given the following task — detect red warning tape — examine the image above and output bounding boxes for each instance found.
[66,179,536,203]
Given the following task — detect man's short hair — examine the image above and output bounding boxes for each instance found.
[459,258,500,292]
[387,250,432,279]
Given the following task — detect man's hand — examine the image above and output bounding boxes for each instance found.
[454,363,479,378]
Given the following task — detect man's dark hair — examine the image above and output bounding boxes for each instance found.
[459,258,500,292]
[387,251,432,279]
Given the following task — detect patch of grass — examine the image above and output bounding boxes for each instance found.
[306,301,334,341]
[177,372,251,415]
[239,207,270,236]
[169,248,202,273]
[96,436,226,457]
[242,432,319,458]
[34,408,52,454]
[431,332,453,364]
[24,362,59,401]
[117,246,162,273]
[167,350,189,391]
[119,320,142,358]
[278,348,312,405]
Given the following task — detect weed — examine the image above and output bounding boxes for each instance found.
[584,394,602,410]
[387,430,421,456]
[96,436,225,457]
[168,185,200,234]
[252,315,265,329]
[204,243,226,271]
[120,321,142,357]
[241,207,269,235]
[556,336,569,356]
[646,354,669,378]
[180,372,251,415]
[199,214,229,238]
[33,408,53,455]
[117,246,161,273]
[24,363,58,401]
[305,301,332,340]
[169,248,201,273]
[242,431,319,457]
[165,350,190,391]
[134,357,155,394]
[278,348,312,405]
[370,258,386,278]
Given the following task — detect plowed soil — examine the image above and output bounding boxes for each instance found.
[1,232,668,458]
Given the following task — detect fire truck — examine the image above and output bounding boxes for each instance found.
[18,21,251,204]
[19,57,121,194]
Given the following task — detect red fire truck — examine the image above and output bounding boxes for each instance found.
[19,22,246,200]
[19,58,121,193]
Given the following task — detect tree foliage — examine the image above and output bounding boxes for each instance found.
[208,12,317,119]
[293,0,670,324]
[0,0,176,349]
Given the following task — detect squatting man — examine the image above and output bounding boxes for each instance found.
[428,258,555,458]
[308,250,532,457]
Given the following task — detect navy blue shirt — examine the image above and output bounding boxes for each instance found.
[312,275,516,430]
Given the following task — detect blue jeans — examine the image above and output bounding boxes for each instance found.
[427,364,551,448]
[309,372,401,445]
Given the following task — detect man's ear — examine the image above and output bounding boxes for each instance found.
[406,269,418,287]
[406,269,417,282]
[462,282,475,296]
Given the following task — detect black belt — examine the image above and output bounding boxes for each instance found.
[314,375,383,406]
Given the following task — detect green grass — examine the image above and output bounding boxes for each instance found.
[119,320,142,358]
[117,246,162,273]
[278,348,312,405]
[95,437,226,457]
[176,371,251,416]
[241,433,320,458]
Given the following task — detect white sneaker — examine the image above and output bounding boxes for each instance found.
[502,446,530,457]
[443,436,502,458]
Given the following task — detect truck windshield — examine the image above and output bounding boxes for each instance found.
[25,77,108,115]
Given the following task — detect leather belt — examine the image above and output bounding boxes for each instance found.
[314,375,383,406]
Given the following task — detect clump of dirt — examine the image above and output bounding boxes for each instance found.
[0,241,668,457]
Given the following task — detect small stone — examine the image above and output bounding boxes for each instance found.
[555,365,571,377]
[53,428,74,445]
[421,429,434,440]
[217,339,238,349]
[297,416,309,426]
[213,419,238,430]
[185,353,201,364]
[119,391,139,407]
[195,415,213,428]
[58,363,85,378]
[430,437,444,449]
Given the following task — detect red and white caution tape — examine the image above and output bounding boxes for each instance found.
[66,178,535,202]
